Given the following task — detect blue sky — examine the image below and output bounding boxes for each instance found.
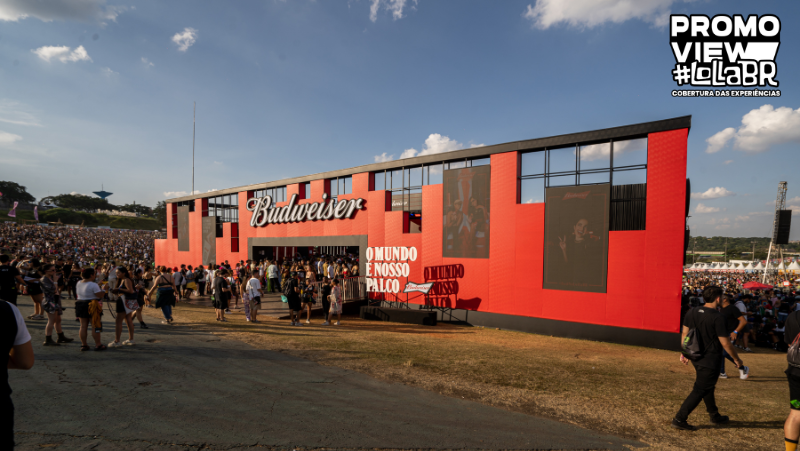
[0,0,798,239]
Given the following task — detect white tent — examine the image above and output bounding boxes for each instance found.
[744,262,755,272]
[777,262,788,272]
[788,261,800,274]
[754,261,765,270]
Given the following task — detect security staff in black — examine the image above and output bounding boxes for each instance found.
[783,309,800,451]
[0,254,27,306]
[673,285,744,431]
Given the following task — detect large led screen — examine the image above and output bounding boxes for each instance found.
[442,165,491,258]
[543,184,610,293]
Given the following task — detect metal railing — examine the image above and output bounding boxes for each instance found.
[303,276,366,304]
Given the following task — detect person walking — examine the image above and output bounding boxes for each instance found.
[2,298,34,449]
[719,294,749,379]
[301,278,316,324]
[673,286,744,431]
[75,267,109,351]
[246,272,262,323]
[329,279,343,326]
[195,265,205,298]
[212,268,231,322]
[320,277,332,325]
[268,260,279,293]
[132,268,149,329]
[40,264,74,346]
[286,273,303,326]
[172,267,184,301]
[146,266,176,324]
[108,266,136,347]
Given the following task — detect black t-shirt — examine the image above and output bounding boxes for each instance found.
[785,311,800,376]
[720,304,743,334]
[287,279,300,300]
[0,264,20,292]
[683,306,728,370]
[212,276,229,301]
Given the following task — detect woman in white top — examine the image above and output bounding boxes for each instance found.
[75,267,109,351]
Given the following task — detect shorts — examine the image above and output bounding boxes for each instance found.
[27,282,43,296]
[116,299,126,314]
[214,296,229,310]
[287,297,301,312]
[75,300,91,319]
[42,297,63,315]
[137,296,145,307]
[250,297,260,312]
[788,371,800,410]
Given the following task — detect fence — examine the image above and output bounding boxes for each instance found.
[304,276,366,304]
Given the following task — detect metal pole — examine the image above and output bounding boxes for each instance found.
[192,102,196,195]
[763,243,772,283]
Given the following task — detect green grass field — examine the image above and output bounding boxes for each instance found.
[2,208,162,230]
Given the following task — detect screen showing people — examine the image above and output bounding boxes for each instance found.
[543,184,610,293]
[442,166,491,259]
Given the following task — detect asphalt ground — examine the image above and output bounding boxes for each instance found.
[9,297,643,450]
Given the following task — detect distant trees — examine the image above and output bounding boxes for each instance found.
[118,203,153,217]
[154,201,167,227]
[0,181,36,204]
[40,194,114,213]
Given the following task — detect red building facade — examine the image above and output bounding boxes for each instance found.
[157,117,690,349]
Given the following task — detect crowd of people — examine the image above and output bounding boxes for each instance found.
[683,272,799,355]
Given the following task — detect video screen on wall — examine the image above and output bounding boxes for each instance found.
[543,184,610,293]
[442,165,491,259]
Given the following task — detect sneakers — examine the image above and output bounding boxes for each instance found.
[719,373,728,379]
[322,321,330,326]
[122,340,135,346]
[295,322,303,326]
[709,413,730,424]
[334,321,340,326]
[305,320,311,324]
[108,341,123,348]
[739,366,749,380]
[225,309,232,313]
[290,321,296,326]
[162,320,170,324]
[671,418,697,431]
[743,347,752,352]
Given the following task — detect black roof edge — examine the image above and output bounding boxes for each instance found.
[167,115,690,203]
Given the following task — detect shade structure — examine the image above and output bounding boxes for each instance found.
[743,281,773,290]
[788,261,800,274]
[754,262,765,270]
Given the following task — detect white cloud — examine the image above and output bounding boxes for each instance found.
[32,45,91,63]
[706,105,800,154]
[723,160,734,165]
[706,217,730,225]
[691,187,735,200]
[715,224,731,230]
[369,0,415,22]
[0,100,41,127]
[213,161,223,166]
[787,197,800,204]
[695,203,720,214]
[141,57,154,67]
[374,133,481,162]
[522,0,675,30]
[101,67,117,76]
[0,0,127,23]
[0,130,22,145]
[735,215,750,222]
[172,27,198,52]
[705,127,735,154]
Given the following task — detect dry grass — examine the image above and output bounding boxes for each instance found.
[148,302,787,450]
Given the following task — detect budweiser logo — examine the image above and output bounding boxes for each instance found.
[403,281,434,294]
[562,191,591,200]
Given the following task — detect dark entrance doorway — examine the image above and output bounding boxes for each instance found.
[247,235,368,267]
[252,246,274,261]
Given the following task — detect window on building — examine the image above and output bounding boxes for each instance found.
[302,182,311,199]
[176,200,195,212]
[252,186,287,203]
[328,176,352,199]
[371,157,490,192]
[518,137,648,204]
[205,194,239,223]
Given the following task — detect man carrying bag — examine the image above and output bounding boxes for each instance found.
[673,285,744,431]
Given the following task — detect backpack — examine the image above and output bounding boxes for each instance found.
[681,308,704,361]
[787,314,800,368]
[283,279,294,297]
